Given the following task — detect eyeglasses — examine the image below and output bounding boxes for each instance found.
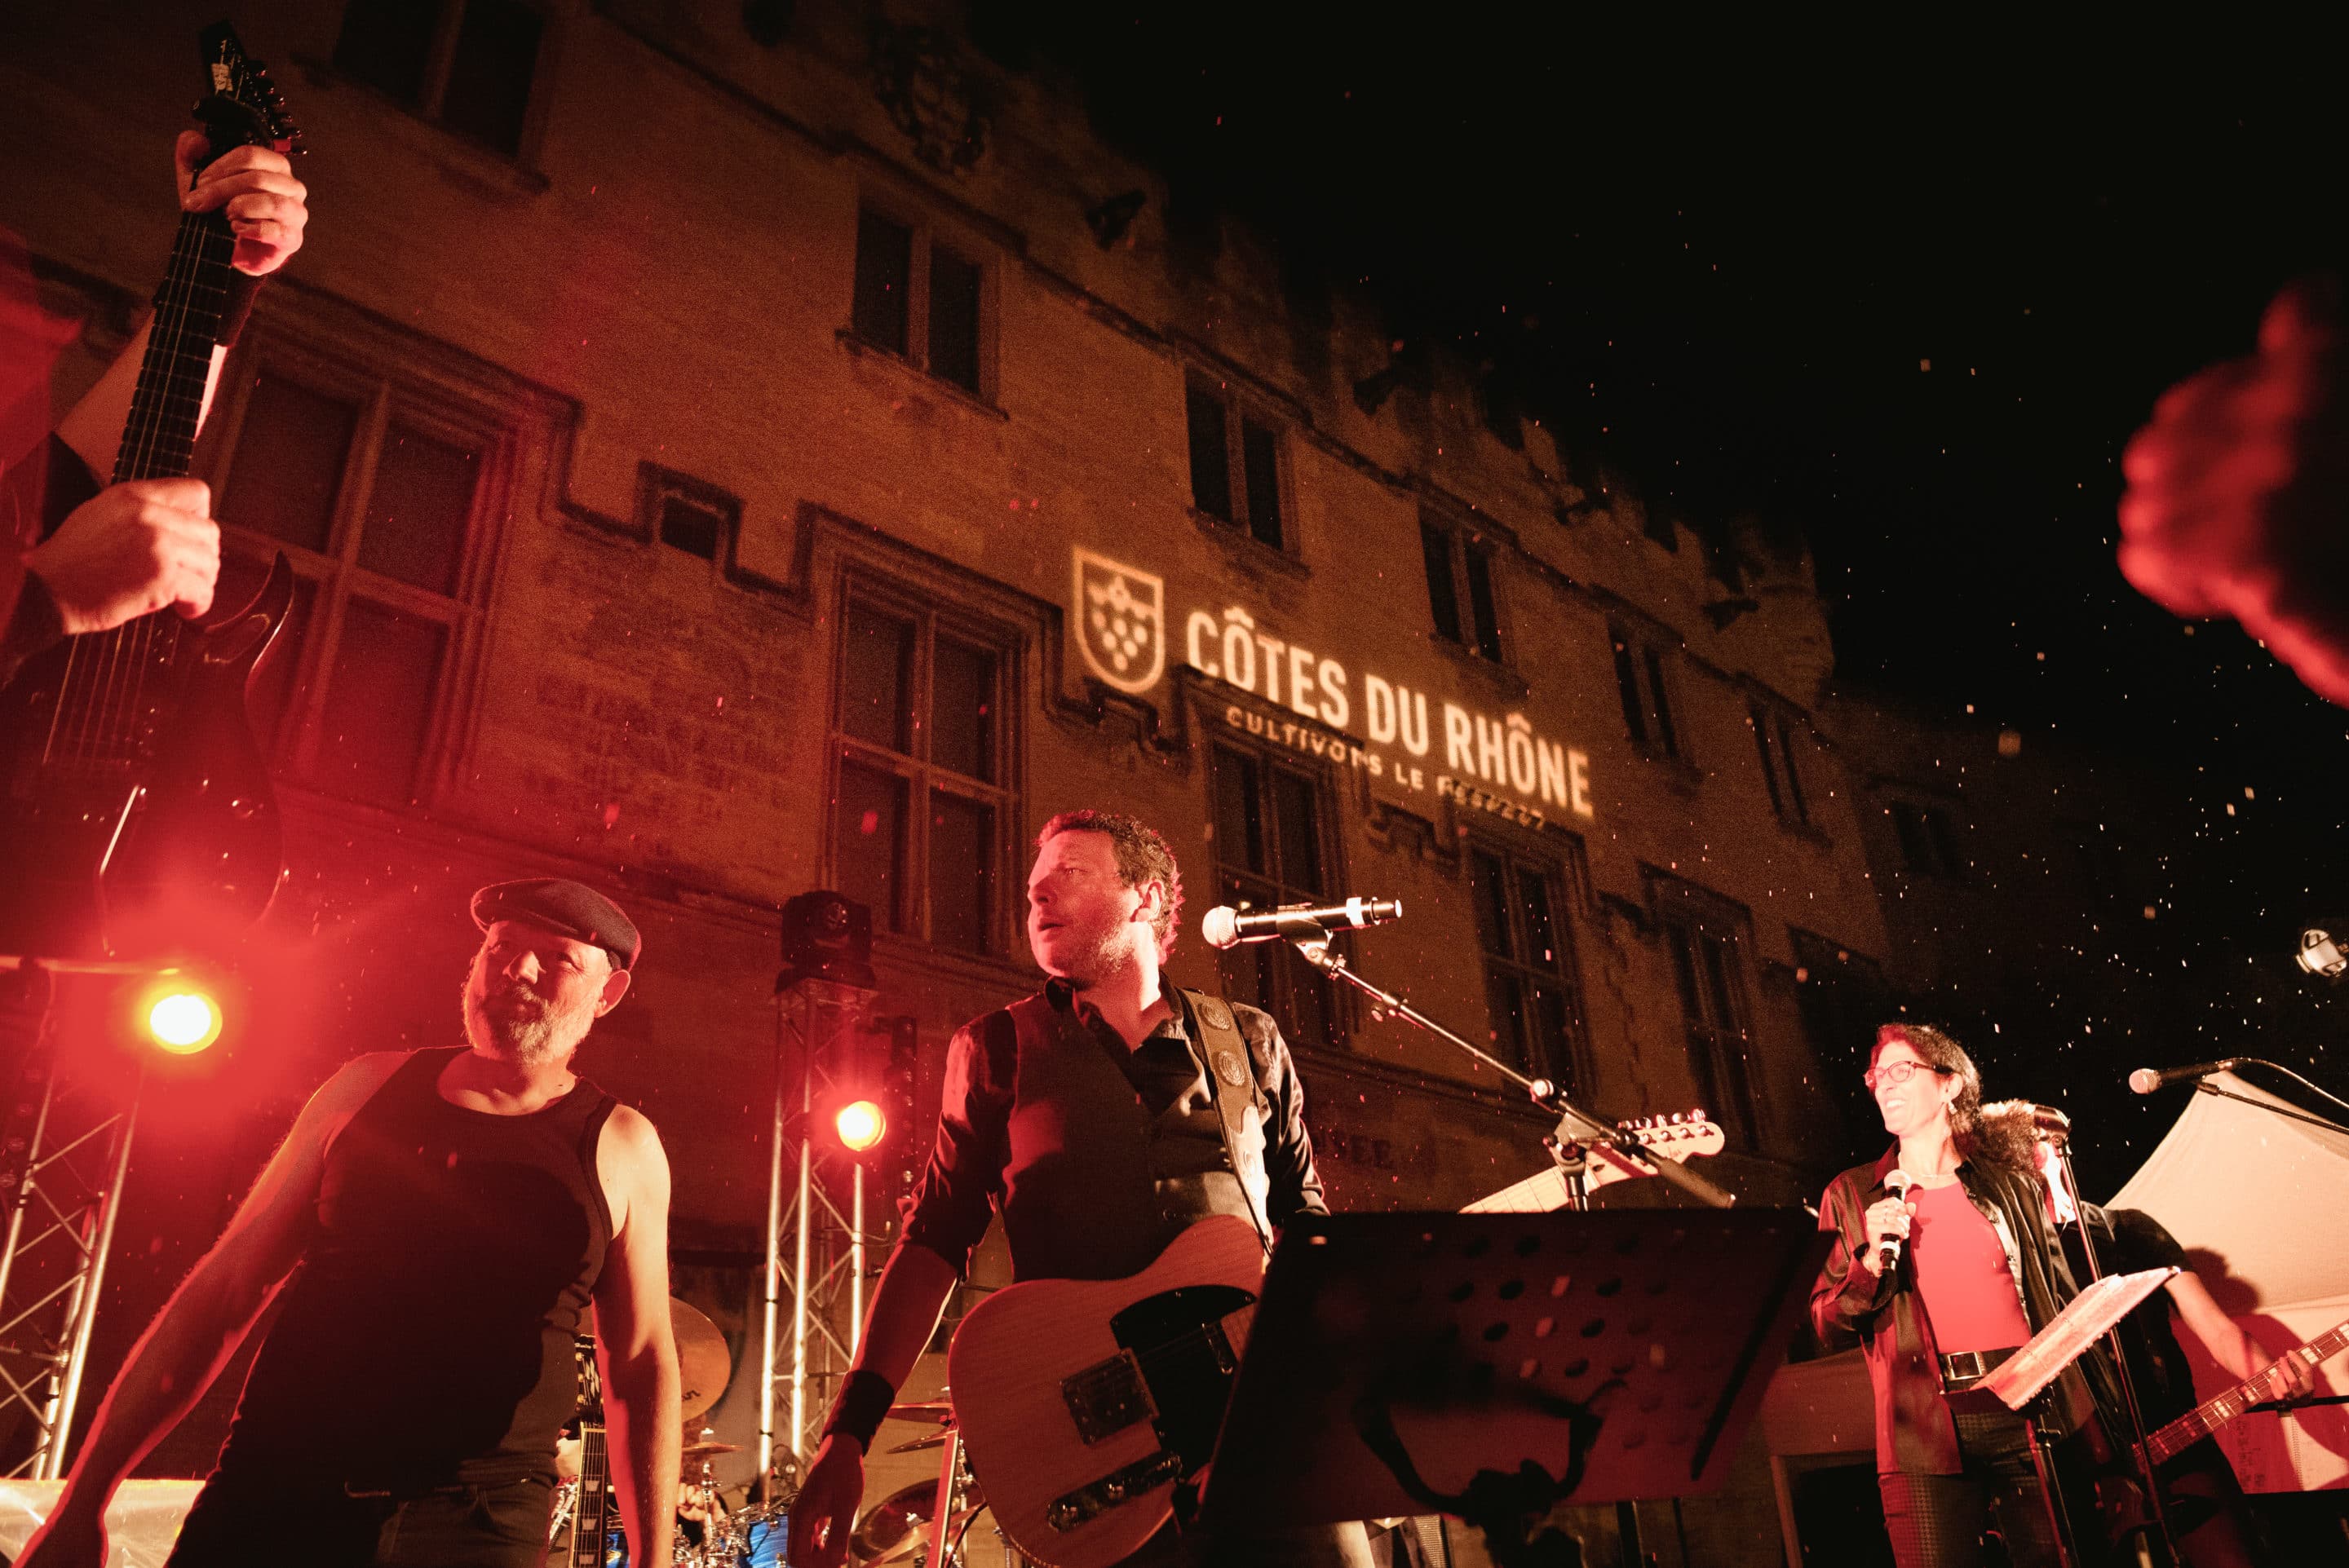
[1864,1060,1956,1091]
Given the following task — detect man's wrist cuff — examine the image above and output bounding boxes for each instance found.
[822,1368,896,1454]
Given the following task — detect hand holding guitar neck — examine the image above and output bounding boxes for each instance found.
[175,127,307,278]
[25,480,220,633]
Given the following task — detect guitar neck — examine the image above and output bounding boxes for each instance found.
[115,209,237,484]
[2146,1320,2349,1464]
[570,1423,609,1565]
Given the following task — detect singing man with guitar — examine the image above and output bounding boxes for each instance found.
[790,810,1374,1568]
[1,128,304,683]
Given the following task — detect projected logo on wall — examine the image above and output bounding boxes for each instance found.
[1073,549,1166,694]
[1070,547,1594,828]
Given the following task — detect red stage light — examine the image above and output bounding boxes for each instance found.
[147,990,223,1053]
[834,1098,887,1153]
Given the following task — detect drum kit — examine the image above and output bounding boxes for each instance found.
[553,1301,1021,1566]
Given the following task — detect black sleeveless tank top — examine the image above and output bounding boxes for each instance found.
[218,1047,617,1489]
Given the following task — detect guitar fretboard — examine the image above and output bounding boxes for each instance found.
[570,1424,609,1566]
[42,206,239,775]
[2146,1320,2349,1464]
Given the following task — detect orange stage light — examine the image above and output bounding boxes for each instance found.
[147,990,223,1053]
[834,1098,887,1153]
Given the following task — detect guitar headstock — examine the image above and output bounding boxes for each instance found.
[192,22,301,163]
[1614,1111,1727,1159]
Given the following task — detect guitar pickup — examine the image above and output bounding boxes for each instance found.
[1046,1449,1185,1530]
[1060,1349,1158,1444]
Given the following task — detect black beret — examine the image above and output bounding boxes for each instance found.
[471,879,642,970]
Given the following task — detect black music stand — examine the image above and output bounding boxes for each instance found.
[1197,1210,1832,1568]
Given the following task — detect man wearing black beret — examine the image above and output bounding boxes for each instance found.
[21,880,679,1568]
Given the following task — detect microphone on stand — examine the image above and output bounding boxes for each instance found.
[1201,897,1403,949]
[2127,1058,2246,1094]
[1877,1169,1916,1274]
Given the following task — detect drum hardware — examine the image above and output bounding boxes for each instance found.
[885,1430,949,1454]
[883,1398,955,1424]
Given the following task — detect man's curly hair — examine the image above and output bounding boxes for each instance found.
[1036,809,1185,961]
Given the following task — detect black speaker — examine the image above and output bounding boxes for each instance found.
[777,890,876,991]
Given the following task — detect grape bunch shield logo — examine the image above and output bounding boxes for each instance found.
[1072,549,1166,695]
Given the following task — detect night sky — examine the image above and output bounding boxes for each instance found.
[971,9,2349,1176]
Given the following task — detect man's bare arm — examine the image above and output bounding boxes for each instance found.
[14,1054,403,1563]
[787,1241,961,1568]
[593,1106,679,1568]
[2166,1271,2318,1399]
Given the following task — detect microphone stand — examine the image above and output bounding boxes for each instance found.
[2181,1061,2349,1137]
[2047,1128,2179,1568]
[1281,925,1736,1211]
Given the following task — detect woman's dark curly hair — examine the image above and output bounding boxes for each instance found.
[1870,1023,2030,1171]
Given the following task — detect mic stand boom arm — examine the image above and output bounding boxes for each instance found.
[1285,929,1736,1210]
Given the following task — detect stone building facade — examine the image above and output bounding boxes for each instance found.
[7,2,1900,1558]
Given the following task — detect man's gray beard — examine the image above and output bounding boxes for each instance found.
[463,980,595,1066]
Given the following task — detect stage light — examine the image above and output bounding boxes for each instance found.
[834,1098,886,1153]
[147,990,223,1053]
[2297,924,2347,981]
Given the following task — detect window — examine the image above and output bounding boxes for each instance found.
[1653,881,1758,1145]
[1210,744,1335,1049]
[1890,800,1962,879]
[333,0,545,157]
[1610,625,1679,758]
[1184,377,1285,550]
[639,466,740,566]
[851,208,986,397]
[1789,930,1893,1151]
[1469,845,1584,1090]
[206,356,498,808]
[1420,516,1503,660]
[1751,704,1812,826]
[830,593,1011,955]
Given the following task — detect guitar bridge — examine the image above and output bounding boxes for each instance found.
[1046,1449,1185,1530]
[1061,1349,1157,1444]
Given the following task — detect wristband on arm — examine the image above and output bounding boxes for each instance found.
[821,1368,897,1454]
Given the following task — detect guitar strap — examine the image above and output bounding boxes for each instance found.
[1176,987,1273,1254]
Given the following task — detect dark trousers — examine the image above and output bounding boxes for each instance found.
[165,1469,555,1568]
[1879,1410,2068,1568]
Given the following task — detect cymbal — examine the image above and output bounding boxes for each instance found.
[884,1430,948,1454]
[671,1298,732,1423]
[883,1398,954,1424]
[680,1439,744,1459]
[848,1482,931,1563]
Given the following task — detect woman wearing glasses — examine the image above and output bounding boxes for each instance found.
[1810,1023,2112,1568]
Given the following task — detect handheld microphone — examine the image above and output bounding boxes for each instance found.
[1877,1169,1915,1274]
[2127,1058,2246,1095]
[1200,897,1403,949]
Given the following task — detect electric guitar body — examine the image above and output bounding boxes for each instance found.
[0,23,299,965]
[946,1214,1266,1568]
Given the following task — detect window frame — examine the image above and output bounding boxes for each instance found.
[1750,700,1814,828]
[825,576,1020,958]
[847,197,998,404]
[1464,835,1590,1094]
[196,330,513,809]
[328,0,557,164]
[1183,371,1292,554]
[636,462,743,573]
[1205,735,1347,1052]
[1889,798,1963,881]
[1650,877,1762,1147]
[1419,511,1506,662]
[1609,623,1682,761]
